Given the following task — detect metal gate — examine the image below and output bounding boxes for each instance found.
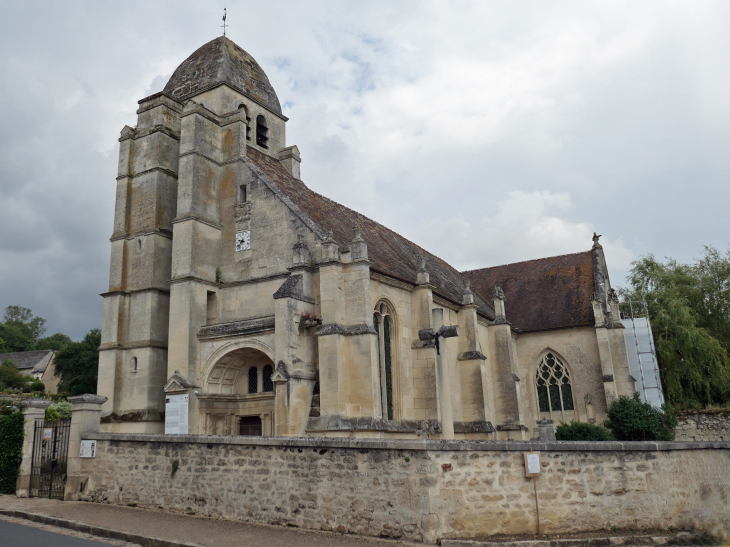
[29,418,71,499]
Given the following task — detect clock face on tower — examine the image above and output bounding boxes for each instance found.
[235,231,251,252]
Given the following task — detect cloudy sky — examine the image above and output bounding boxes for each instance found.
[1,1,728,340]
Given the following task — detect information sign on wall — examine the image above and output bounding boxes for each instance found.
[524,451,541,477]
[79,440,97,458]
[165,394,189,434]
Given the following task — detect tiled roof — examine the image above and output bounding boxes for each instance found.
[463,251,596,332]
[246,148,495,319]
[0,350,54,372]
[164,37,282,116]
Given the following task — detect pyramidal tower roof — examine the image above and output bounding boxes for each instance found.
[163,36,282,116]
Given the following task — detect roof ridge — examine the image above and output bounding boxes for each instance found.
[251,149,466,275]
[462,249,593,274]
[244,148,495,319]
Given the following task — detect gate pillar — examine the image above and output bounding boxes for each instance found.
[64,394,107,500]
[16,399,51,498]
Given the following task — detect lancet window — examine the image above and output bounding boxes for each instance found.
[256,115,269,149]
[535,352,574,417]
[373,302,395,420]
[248,366,258,394]
[263,364,274,392]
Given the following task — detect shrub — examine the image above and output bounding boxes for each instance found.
[556,420,614,441]
[0,406,24,494]
[45,401,72,421]
[28,379,45,392]
[0,359,29,391]
[604,394,677,441]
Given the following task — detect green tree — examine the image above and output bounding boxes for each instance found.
[620,248,730,409]
[3,305,46,343]
[0,359,31,391]
[54,329,101,395]
[0,323,34,353]
[604,394,678,441]
[36,333,73,351]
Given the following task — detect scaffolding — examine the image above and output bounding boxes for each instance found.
[620,300,665,409]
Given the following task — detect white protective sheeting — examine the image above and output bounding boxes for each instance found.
[622,315,665,408]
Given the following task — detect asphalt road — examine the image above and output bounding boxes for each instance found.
[0,519,130,547]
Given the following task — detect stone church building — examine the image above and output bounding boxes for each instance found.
[98,37,635,440]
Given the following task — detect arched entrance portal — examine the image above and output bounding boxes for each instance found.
[198,347,275,436]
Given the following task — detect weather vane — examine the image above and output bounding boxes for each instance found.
[221,8,227,37]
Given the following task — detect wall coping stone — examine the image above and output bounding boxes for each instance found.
[20,399,51,409]
[67,394,108,405]
[83,432,730,452]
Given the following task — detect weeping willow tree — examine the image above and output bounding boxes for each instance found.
[620,247,730,409]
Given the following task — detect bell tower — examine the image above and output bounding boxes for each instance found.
[98,36,288,433]
[98,92,182,432]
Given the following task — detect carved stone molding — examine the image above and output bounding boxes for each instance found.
[314,323,377,336]
[458,351,488,361]
[198,316,275,339]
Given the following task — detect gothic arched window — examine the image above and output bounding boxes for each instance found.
[263,364,274,392]
[248,366,258,394]
[373,302,395,420]
[535,352,574,416]
[256,115,269,149]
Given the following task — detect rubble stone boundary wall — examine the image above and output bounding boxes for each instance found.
[675,409,730,442]
[75,434,730,544]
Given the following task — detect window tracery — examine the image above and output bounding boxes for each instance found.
[535,352,574,417]
[374,302,395,420]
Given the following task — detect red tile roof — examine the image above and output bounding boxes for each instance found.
[463,251,596,332]
[246,148,495,319]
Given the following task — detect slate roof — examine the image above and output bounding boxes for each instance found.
[0,350,54,373]
[164,37,282,116]
[462,251,596,333]
[246,148,495,319]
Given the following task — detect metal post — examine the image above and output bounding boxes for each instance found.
[49,421,58,498]
[533,476,540,535]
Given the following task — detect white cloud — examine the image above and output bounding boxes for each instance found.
[409,190,633,275]
[0,0,728,337]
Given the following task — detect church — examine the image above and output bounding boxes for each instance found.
[98,36,635,440]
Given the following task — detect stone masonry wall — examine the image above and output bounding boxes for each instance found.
[76,434,730,544]
[676,409,730,442]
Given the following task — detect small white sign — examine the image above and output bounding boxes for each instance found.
[165,394,189,434]
[79,440,97,458]
[524,452,541,477]
[43,428,53,440]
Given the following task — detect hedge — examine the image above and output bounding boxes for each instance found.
[0,409,24,494]
[556,420,614,441]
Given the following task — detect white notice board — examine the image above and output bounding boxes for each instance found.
[165,394,189,434]
[524,452,541,477]
[80,440,97,458]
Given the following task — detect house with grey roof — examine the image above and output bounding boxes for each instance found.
[0,349,59,393]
